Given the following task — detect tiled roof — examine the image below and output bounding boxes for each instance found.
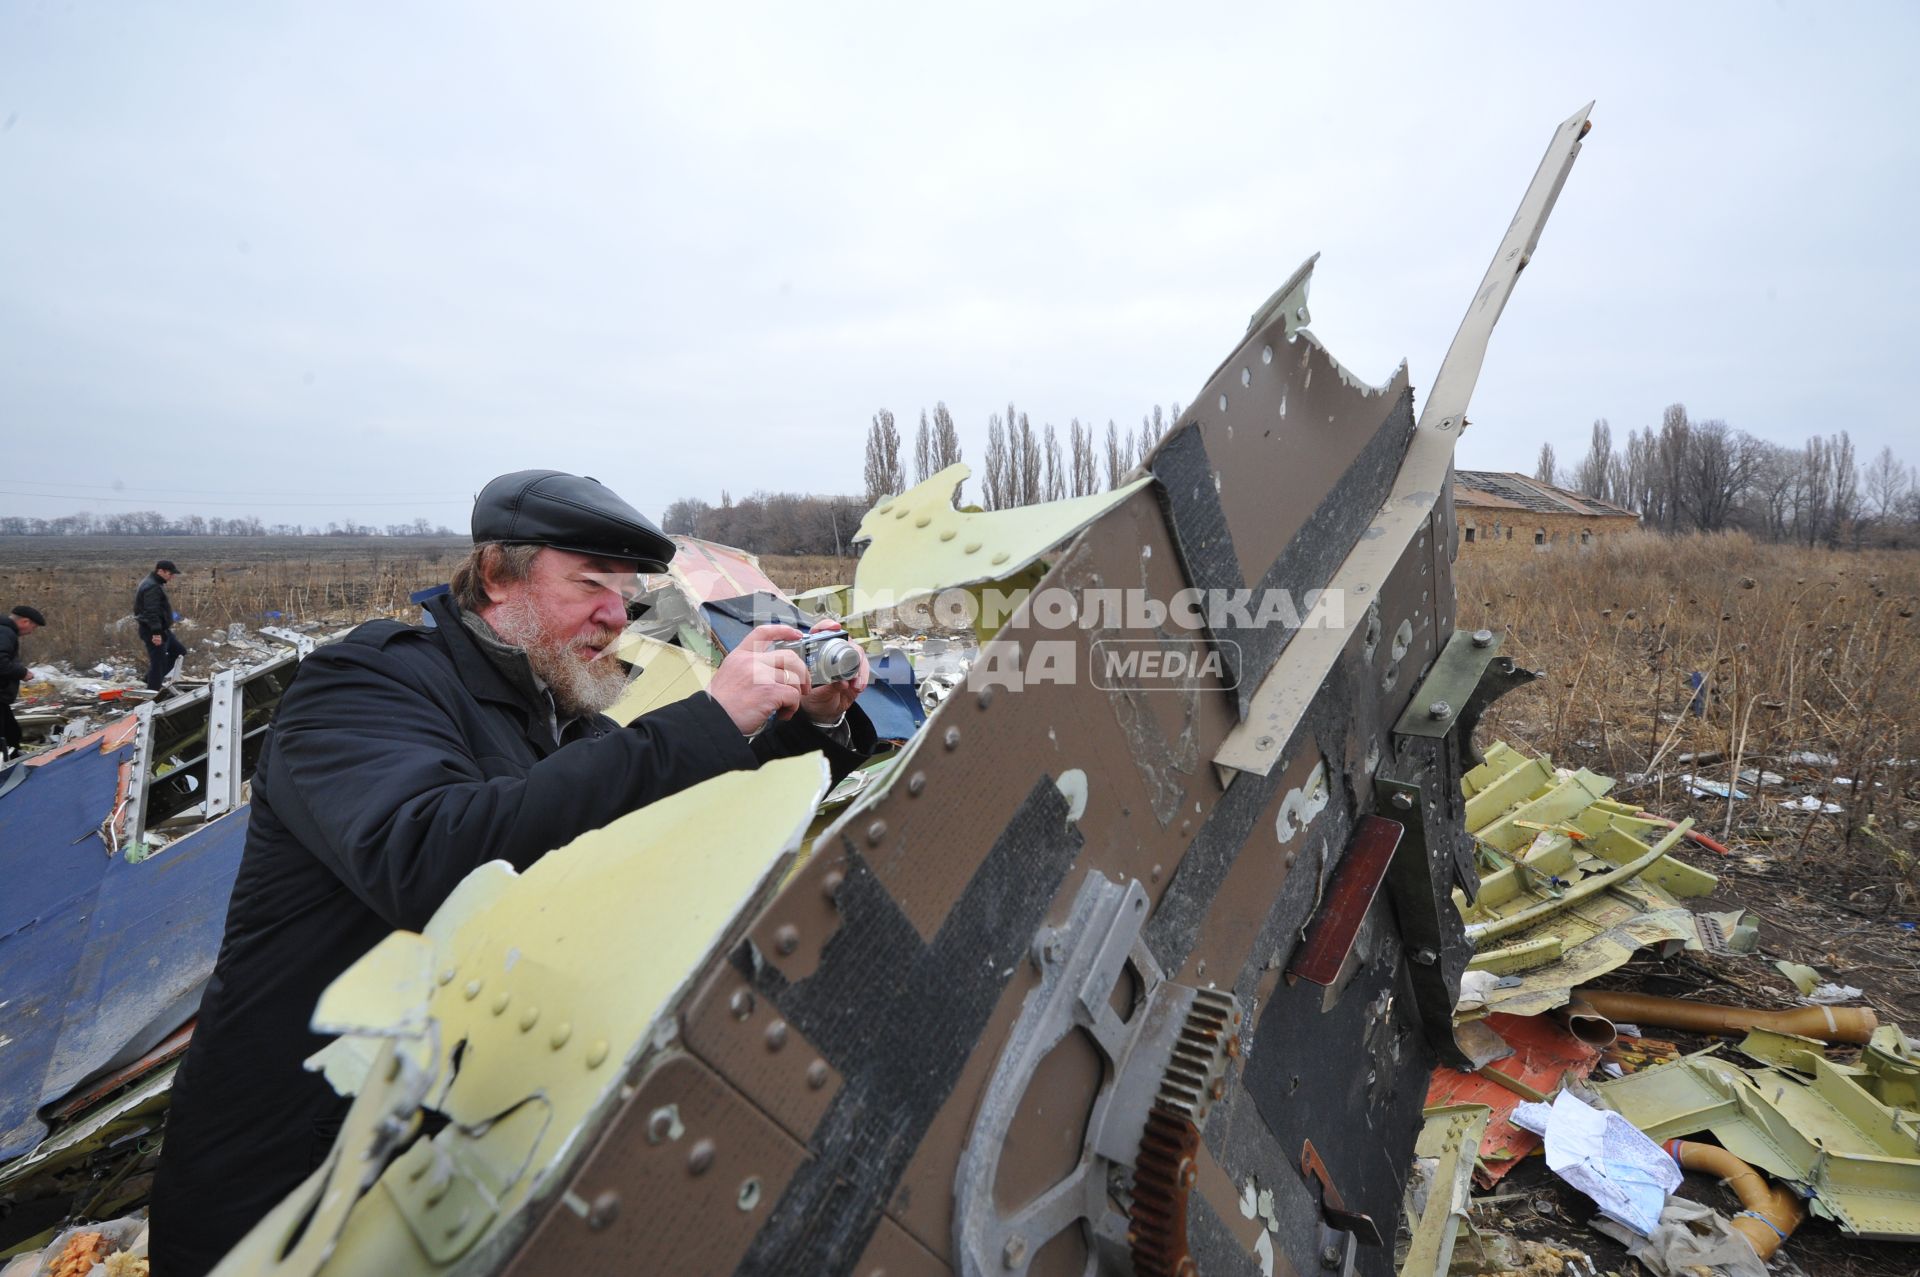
[1455,471,1638,519]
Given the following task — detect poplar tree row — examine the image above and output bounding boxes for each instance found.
[864,400,1183,509]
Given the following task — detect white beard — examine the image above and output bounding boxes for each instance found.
[488,595,629,720]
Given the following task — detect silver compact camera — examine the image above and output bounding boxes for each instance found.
[772,632,863,684]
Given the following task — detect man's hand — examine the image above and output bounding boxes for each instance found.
[796,618,869,726]
[151,634,164,647]
[707,625,812,734]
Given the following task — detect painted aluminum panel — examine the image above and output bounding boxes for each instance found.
[0,743,248,1163]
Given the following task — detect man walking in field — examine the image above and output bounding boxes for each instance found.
[150,470,875,1275]
[134,559,186,692]
[1,605,48,761]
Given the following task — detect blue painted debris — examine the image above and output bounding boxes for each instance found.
[410,583,451,628]
[0,737,248,1163]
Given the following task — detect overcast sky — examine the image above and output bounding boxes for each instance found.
[3,2,1914,529]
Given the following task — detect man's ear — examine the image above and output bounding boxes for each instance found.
[476,545,507,606]
[477,545,541,608]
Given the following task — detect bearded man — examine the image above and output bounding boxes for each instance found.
[152,471,873,1275]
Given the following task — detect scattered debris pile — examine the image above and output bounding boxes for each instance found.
[1,1213,149,1277]
[1400,741,1920,1276]
[8,622,335,750]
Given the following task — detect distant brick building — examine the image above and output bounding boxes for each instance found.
[1454,471,1639,549]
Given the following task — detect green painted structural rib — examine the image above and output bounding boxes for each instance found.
[1595,1049,1920,1240]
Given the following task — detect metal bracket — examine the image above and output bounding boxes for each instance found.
[262,626,317,658]
[1392,629,1540,767]
[121,702,156,851]
[1376,777,1474,1071]
[1392,629,1502,740]
[203,669,244,819]
[953,872,1241,1277]
[1300,1138,1383,1249]
[1456,656,1539,769]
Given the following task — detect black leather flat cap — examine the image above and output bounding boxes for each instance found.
[472,470,674,570]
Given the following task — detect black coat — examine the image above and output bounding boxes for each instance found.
[0,617,26,702]
[151,593,873,1274]
[134,572,173,639]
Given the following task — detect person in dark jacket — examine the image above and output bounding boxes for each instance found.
[1,605,47,759]
[134,559,186,692]
[150,471,874,1275]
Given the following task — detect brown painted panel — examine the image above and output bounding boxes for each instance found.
[499,1051,805,1277]
[853,1213,950,1277]
[747,833,849,984]
[1175,320,1411,584]
[681,961,842,1145]
[1178,742,1322,987]
[860,488,1237,948]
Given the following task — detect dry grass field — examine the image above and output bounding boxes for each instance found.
[1459,532,1919,867]
[758,553,853,593]
[0,536,472,670]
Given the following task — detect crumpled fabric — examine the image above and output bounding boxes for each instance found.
[1590,1195,1768,1277]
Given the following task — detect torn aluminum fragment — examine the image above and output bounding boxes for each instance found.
[849,463,1149,615]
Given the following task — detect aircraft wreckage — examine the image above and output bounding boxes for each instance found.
[4,106,1602,1275]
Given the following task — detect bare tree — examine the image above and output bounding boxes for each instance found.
[983,414,1010,511]
[863,409,903,506]
[1069,419,1098,496]
[1104,420,1126,489]
[661,497,710,535]
[1014,410,1042,506]
[1043,423,1065,501]
[1798,435,1836,547]
[913,410,933,484]
[1832,430,1860,544]
[1865,444,1907,523]
[1575,418,1614,501]
[1743,442,1801,542]
[930,402,962,473]
[1534,441,1559,486]
[1676,419,1760,532]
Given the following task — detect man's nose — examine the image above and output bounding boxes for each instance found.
[591,589,629,629]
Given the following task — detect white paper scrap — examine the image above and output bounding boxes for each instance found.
[1509,1092,1679,1235]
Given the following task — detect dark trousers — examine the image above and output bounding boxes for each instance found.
[1,700,19,753]
[144,631,187,692]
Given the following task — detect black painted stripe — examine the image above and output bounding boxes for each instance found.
[738,777,1083,1275]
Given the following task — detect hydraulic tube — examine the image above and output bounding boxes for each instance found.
[1665,1139,1804,1261]
[1551,995,1618,1048]
[1575,989,1877,1045]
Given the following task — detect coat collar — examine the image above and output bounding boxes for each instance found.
[423,593,561,753]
